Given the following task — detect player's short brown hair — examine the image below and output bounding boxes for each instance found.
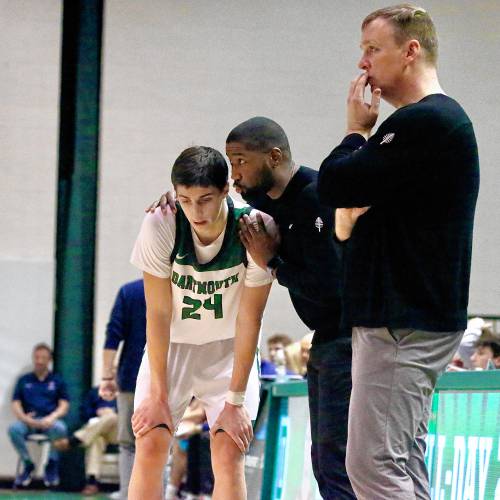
[171,146,228,191]
[362,4,438,65]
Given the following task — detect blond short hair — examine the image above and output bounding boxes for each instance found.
[362,4,438,65]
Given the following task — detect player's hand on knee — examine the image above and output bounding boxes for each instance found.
[210,402,253,454]
[131,396,173,439]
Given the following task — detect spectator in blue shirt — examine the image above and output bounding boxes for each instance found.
[8,343,69,489]
[98,279,146,499]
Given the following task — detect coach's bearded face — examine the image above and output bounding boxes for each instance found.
[237,162,274,200]
[226,142,276,199]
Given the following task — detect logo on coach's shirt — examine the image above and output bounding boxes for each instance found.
[380,133,395,145]
[315,217,324,232]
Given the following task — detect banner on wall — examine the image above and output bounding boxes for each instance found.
[425,390,500,500]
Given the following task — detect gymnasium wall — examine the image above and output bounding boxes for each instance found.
[0,0,62,477]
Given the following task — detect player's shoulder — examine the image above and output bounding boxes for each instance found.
[17,372,33,384]
[231,197,252,215]
[140,205,177,238]
[230,196,277,235]
[230,197,266,221]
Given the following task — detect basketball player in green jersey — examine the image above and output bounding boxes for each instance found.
[128,146,274,500]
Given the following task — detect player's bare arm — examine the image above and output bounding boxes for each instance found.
[210,283,272,453]
[131,271,174,438]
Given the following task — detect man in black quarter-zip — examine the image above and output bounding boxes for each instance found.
[318,5,479,499]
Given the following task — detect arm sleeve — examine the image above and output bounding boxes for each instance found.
[244,209,276,287]
[318,110,432,208]
[12,377,23,402]
[130,206,176,278]
[275,194,341,300]
[57,376,70,402]
[104,287,127,349]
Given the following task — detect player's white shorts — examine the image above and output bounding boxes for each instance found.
[134,337,260,429]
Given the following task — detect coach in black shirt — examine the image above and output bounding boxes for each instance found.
[318,6,479,499]
[227,117,354,499]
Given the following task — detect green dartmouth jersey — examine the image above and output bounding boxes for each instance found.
[131,196,274,345]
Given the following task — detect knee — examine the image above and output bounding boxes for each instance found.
[101,412,118,424]
[211,434,244,474]
[345,442,365,483]
[135,430,170,464]
[345,449,356,481]
[8,422,23,438]
[48,420,68,438]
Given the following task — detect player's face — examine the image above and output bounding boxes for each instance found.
[176,184,229,229]
[470,346,494,370]
[226,142,275,198]
[358,18,407,97]
[33,348,51,373]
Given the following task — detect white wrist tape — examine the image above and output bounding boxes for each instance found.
[226,390,246,406]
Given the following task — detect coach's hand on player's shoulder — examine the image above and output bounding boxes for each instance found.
[131,395,174,439]
[239,213,280,270]
[145,190,177,215]
[210,402,253,454]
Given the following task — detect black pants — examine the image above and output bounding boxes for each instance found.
[308,337,355,499]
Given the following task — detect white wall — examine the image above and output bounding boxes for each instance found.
[0,0,62,477]
[95,1,500,381]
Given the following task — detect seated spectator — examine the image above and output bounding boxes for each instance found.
[286,333,314,377]
[260,333,293,376]
[54,386,118,495]
[8,343,69,489]
[455,317,494,369]
[470,336,500,370]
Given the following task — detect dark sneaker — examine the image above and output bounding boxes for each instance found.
[43,459,60,487]
[13,461,35,488]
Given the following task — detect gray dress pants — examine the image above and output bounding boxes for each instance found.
[346,327,463,500]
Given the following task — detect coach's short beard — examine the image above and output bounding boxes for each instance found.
[241,165,275,200]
